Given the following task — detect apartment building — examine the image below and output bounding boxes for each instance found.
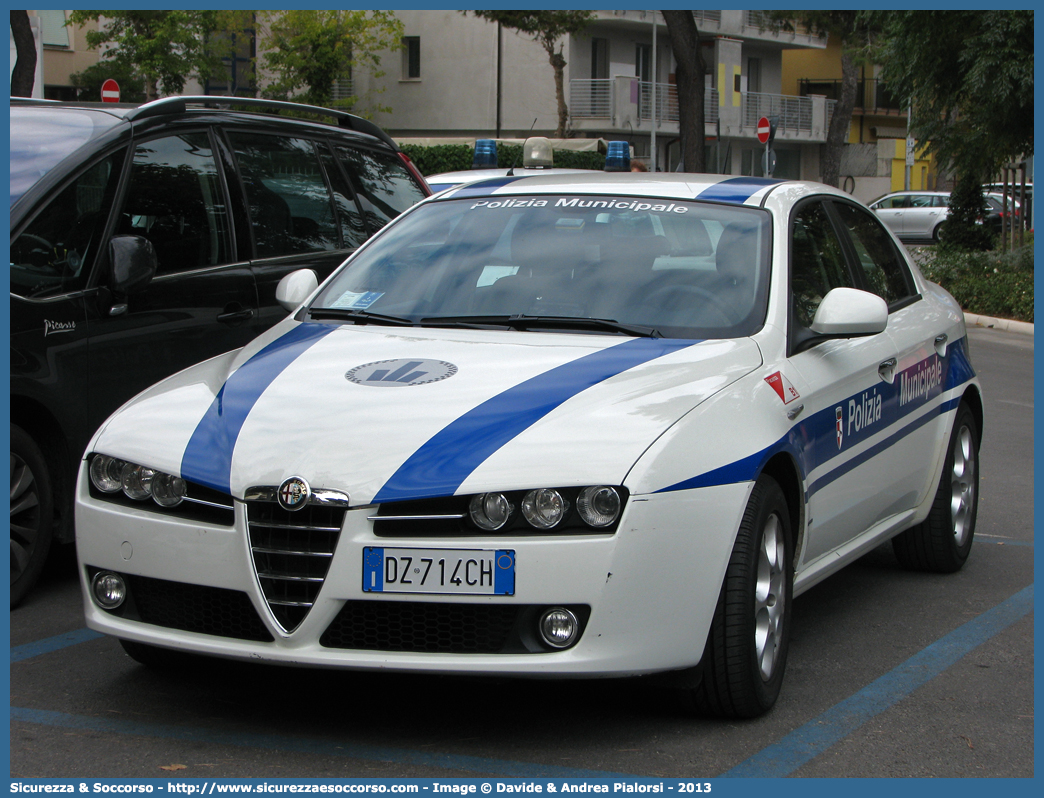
[357,10,834,178]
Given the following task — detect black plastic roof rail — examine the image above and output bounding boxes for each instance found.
[123,95,399,150]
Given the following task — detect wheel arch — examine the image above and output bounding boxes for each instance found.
[10,395,75,543]
[960,384,984,442]
[757,451,805,567]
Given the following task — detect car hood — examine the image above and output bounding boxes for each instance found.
[92,321,762,503]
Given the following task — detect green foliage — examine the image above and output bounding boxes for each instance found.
[68,61,146,103]
[399,145,472,176]
[866,11,1033,178]
[67,10,241,100]
[399,144,605,177]
[917,237,1034,322]
[938,172,993,251]
[258,10,402,114]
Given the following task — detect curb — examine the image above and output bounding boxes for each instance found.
[963,312,1034,336]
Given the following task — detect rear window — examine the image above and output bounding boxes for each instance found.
[10,107,123,206]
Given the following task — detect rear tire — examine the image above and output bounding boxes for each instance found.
[691,475,793,718]
[892,402,979,573]
[11,424,54,607]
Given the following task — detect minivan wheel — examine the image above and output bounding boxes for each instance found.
[11,424,54,606]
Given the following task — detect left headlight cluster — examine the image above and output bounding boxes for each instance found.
[89,454,187,508]
[470,486,623,532]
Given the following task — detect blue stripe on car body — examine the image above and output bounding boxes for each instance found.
[695,176,784,204]
[658,337,975,495]
[373,337,702,504]
[181,323,334,495]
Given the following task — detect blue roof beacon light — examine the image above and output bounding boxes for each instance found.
[472,139,498,168]
[604,141,631,172]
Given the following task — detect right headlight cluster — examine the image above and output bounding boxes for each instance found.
[89,454,186,507]
[470,486,622,532]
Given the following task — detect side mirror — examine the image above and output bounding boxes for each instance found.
[810,287,888,337]
[109,235,157,295]
[276,269,319,312]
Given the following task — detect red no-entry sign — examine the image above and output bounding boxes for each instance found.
[101,79,120,103]
[757,116,771,144]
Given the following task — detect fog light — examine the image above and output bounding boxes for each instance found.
[522,488,568,529]
[91,571,127,609]
[470,493,513,531]
[539,608,579,649]
[90,455,126,493]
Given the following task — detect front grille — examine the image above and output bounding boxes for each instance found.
[246,497,346,633]
[321,600,522,653]
[319,601,591,654]
[116,573,272,642]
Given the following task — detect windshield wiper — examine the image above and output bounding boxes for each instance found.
[420,314,661,338]
[308,307,415,327]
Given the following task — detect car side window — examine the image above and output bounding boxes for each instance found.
[11,149,124,298]
[336,146,427,233]
[790,201,854,329]
[228,133,342,258]
[832,202,914,306]
[317,146,369,250]
[909,195,932,208]
[118,133,231,275]
[933,195,950,208]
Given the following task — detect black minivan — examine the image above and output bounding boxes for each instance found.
[10,96,430,604]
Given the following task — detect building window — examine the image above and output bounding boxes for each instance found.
[747,58,761,93]
[636,44,652,82]
[591,38,609,80]
[403,36,421,80]
[39,9,70,48]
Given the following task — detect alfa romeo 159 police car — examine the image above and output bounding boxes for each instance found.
[76,172,981,718]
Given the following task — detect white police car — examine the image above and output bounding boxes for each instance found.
[76,172,982,718]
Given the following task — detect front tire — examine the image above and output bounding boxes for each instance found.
[11,424,54,606]
[892,402,979,572]
[691,475,793,718]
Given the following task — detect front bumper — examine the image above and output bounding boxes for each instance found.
[75,471,750,677]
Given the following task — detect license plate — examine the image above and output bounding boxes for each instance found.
[362,547,515,596]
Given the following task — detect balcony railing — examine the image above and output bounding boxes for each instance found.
[570,79,614,119]
[637,82,719,126]
[742,92,813,134]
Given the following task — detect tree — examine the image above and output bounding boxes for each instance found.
[866,11,1033,248]
[764,13,880,188]
[257,10,403,113]
[661,11,707,173]
[67,10,234,101]
[10,11,37,97]
[69,61,146,103]
[469,11,595,138]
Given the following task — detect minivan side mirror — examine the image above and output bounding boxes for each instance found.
[109,235,158,295]
[810,287,888,337]
[276,269,319,312]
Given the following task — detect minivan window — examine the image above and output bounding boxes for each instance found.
[11,149,123,298]
[10,107,123,207]
[228,133,342,258]
[117,133,232,274]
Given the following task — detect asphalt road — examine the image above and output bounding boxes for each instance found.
[8,325,1033,780]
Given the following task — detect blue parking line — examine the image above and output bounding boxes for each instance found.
[10,628,106,663]
[8,706,637,779]
[720,584,1033,778]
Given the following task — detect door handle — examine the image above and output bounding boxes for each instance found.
[934,334,948,356]
[217,307,255,325]
[878,358,897,384]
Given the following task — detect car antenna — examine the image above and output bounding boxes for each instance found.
[507,118,538,176]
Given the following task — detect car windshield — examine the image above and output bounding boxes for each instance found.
[9,106,123,206]
[311,194,772,339]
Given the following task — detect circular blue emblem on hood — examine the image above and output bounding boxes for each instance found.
[346,359,457,387]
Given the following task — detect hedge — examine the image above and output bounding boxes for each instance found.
[400,143,605,176]
[916,236,1034,322]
